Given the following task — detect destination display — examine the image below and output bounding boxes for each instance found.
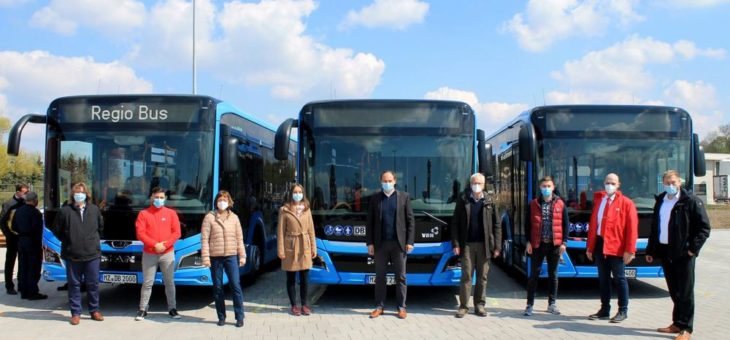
[56,100,203,124]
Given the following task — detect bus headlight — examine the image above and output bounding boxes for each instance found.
[43,245,62,265]
[312,255,328,271]
[178,251,204,269]
[444,255,461,271]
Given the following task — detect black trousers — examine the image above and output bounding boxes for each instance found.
[374,240,407,309]
[660,245,696,332]
[526,241,560,306]
[4,234,18,291]
[286,270,310,306]
[17,237,42,297]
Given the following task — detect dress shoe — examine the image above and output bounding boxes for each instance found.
[397,308,407,319]
[301,305,312,316]
[27,293,48,300]
[475,305,487,317]
[657,324,681,334]
[369,308,384,318]
[610,311,627,323]
[455,307,468,318]
[235,320,244,328]
[7,288,18,295]
[588,309,610,320]
[675,330,691,340]
[217,319,225,326]
[90,311,104,321]
[70,315,81,325]
[290,305,301,316]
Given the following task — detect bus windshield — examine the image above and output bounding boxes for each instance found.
[307,134,471,216]
[539,137,690,211]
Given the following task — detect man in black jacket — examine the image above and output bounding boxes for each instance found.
[52,182,105,325]
[646,170,711,340]
[451,173,501,318]
[0,183,28,295]
[12,191,46,300]
[366,170,415,319]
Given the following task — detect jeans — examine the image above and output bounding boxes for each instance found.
[66,258,101,316]
[286,270,310,306]
[459,242,490,309]
[138,251,176,311]
[526,242,560,306]
[210,256,244,321]
[594,237,628,313]
[374,240,407,309]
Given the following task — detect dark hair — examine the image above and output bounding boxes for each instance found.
[380,170,396,180]
[539,176,554,185]
[16,184,29,192]
[286,183,310,211]
[150,187,166,196]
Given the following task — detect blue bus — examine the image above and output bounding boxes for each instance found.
[274,100,492,286]
[486,105,706,279]
[7,95,295,285]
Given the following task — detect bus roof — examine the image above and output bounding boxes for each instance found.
[300,99,474,114]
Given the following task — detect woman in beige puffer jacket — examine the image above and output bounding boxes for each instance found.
[277,183,316,316]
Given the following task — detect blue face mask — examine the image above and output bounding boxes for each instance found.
[664,184,679,196]
[73,193,86,203]
[153,198,165,208]
[381,182,394,192]
[540,187,553,197]
[292,193,304,202]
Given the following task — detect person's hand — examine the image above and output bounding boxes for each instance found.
[559,244,567,255]
[688,250,695,257]
[202,259,211,267]
[586,251,593,262]
[154,242,166,253]
[239,257,246,267]
[312,252,317,259]
[623,252,635,265]
[278,253,286,260]
[646,255,653,263]
[453,247,460,256]
[367,245,375,256]
[526,243,533,255]
[406,245,414,253]
[492,250,500,258]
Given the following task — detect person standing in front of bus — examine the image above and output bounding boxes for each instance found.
[51,182,104,325]
[277,184,317,317]
[134,187,181,321]
[646,170,711,340]
[0,183,28,295]
[366,170,415,319]
[586,173,638,323]
[523,176,569,316]
[201,190,246,327]
[452,173,502,318]
[13,191,47,300]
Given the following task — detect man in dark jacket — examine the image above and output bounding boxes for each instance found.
[12,191,46,300]
[366,170,415,319]
[0,183,28,295]
[52,182,104,325]
[646,170,711,340]
[451,173,501,318]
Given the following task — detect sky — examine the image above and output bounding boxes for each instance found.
[1,0,729,154]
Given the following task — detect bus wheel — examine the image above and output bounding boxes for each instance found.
[242,244,261,285]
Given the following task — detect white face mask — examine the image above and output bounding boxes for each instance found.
[217,201,229,211]
[471,184,483,193]
[605,184,617,195]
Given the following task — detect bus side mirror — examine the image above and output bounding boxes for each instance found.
[519,123,536,162]
[275,118,298,161]
[477,129,494,178]
[694,133,706,177]
[220,125,239,173]
[7,114,46,156]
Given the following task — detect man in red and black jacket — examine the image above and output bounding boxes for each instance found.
[523,176,568,317]
[586,173,638,323]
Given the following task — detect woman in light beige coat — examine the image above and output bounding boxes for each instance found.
[201,190,246,327]
[277,183,316,316]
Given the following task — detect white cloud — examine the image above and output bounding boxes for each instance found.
[503,0,643,52]
[664,80,718,112]
[30,0,145,37]
[424,87,528,132]
[0,50,153,152]
[340,0,429,30]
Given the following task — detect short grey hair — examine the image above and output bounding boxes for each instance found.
[470,173,485,183]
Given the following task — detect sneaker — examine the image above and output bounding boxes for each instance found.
[588,309,610,320]
[547,304,561,315]
[135,310,147,321]
[475,305,487,317]
[610,311,627,323]
[455,307,468,318]
[523,305,533,316]
[169,309,181,319]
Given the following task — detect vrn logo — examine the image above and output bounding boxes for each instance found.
[421,226,440,239]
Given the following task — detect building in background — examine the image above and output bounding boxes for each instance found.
[695,153,730,204]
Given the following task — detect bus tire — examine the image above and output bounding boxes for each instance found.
[242,244,261,285]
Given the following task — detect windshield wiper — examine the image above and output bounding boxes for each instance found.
[420,210,448,226]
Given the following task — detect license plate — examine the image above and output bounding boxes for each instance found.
[366,275,395,285]
[624,269,637,278]
[102,273,137,284]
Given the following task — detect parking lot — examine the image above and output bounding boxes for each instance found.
[1,230,729,339]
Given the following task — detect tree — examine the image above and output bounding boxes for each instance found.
[0,115,44,189]
[701,123,730,153]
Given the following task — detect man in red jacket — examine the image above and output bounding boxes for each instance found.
[586,173,638,323]
[134,187,181,321]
